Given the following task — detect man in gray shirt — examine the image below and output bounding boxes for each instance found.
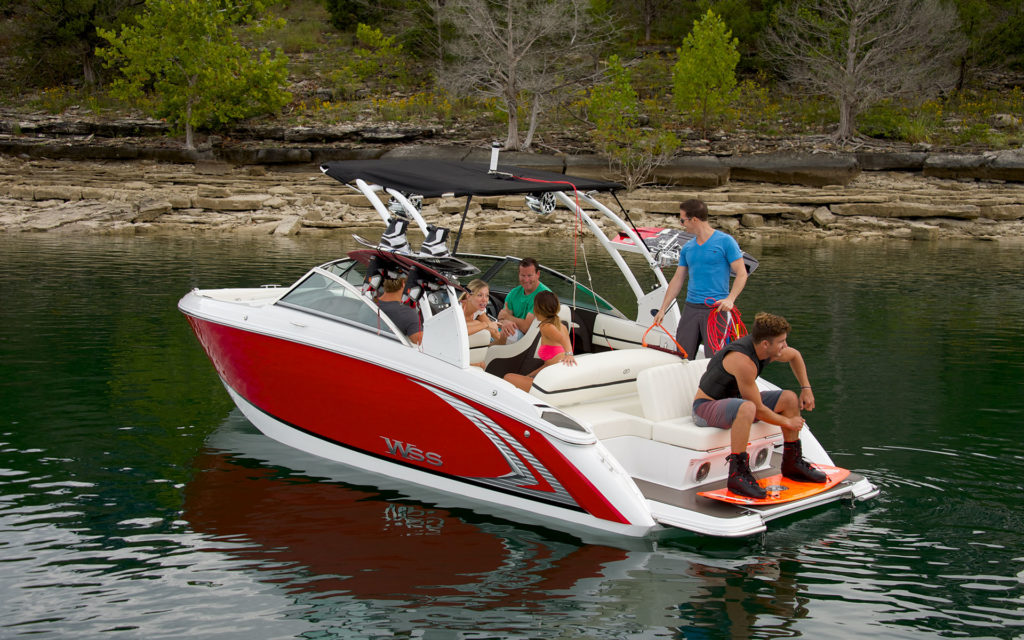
[376,277,422,344]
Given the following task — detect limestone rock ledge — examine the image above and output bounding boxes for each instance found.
[1,156,1023,241]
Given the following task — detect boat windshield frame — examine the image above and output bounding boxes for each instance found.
[274,266,413,345]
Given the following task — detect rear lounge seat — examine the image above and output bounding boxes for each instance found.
[637,360,781,451]
[530,348,680,439]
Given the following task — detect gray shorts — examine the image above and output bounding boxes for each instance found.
[692,390,784,429]
[676,302,731,360]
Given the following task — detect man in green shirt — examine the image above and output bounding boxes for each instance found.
[497,257,550,344]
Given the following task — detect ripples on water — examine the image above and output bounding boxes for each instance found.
[1,234,1023,638]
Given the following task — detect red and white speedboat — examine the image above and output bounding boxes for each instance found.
[179,158,878,538]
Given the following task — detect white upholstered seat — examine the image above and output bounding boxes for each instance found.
[637,360,781,451]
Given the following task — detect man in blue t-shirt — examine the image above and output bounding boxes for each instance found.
[652,199,748,359]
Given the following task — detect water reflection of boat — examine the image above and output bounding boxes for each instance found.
[184,415,629,600]
[186,417,880,632]
[179,158,878,539]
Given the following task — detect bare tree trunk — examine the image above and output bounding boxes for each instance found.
[956,54,969,93]
[700,95,709,139]
[430,0,447,80]
[523,95,541,149]
[504,91,520,150]
[642,0,653,42]
[837,20,859,141]
[184,98,195,150]
[82,54,97,88]
[837,99,855,141]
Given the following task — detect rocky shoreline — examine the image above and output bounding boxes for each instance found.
[1,118,1023,242]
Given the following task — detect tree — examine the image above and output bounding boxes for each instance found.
[589,55,679,190]
[673,9,740,138]
[97,0,291,150]
[440,0,614,151]
[324,0,389,32]
[954,0,1024,86]
[764,0,966,142]
[695,0,785,72]
[6,0,143,87]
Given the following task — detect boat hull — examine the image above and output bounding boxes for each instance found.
[181,288,877,539]
[183,307,658,537]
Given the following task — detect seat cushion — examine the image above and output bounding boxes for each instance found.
[637,359,710,422]
[531,348,680,407]
[563,404,652,440]
[652,417,781,451]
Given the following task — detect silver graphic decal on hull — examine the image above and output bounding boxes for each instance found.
[412,381,578,508]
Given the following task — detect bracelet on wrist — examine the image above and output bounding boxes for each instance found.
[800,386,812,389]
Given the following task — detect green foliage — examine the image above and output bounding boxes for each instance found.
[260,15,324,52]
[696,0,781,72]
[672,9,740,137]
[97,0,291,149]
[628,53,674,101]
[590,55,679,190]
[858,101,943,143]
[988,13,1024,70]
[353,23,407,80]
[956,0,1024,73]
[728,77,780,130]
[329,23,411,98]
[323,0,381,32]
[29,85,125,115]
[5,0,140,87]
[590,55,640,134]
[367,91,496,127]
[953,122,996,145]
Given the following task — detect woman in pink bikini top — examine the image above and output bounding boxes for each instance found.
[503,291,577,392]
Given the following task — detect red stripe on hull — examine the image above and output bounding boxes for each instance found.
[185,315,630,525]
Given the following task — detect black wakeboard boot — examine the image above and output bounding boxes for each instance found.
[781,440,827,483]
[726,452,767,499]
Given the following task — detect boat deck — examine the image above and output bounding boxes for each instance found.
[633,468,865,519]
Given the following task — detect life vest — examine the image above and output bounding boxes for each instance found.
[697,335,768,399]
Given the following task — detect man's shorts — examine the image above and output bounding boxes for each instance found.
[692,390,784,429]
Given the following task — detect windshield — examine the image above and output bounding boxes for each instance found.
[322,258,366,286]
[276,271,397,337]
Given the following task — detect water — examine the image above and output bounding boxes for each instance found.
[1,232,1023,639]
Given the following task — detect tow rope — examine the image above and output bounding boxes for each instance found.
[642,321,688,359]
[706,303,747,352]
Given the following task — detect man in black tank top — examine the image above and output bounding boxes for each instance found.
[693,312,826,498]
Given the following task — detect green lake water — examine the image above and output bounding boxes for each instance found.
[1,232,1022,638]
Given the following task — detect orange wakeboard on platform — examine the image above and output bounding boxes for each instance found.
[698,465,850,506]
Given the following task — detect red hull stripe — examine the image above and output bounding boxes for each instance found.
[232,383,590,515]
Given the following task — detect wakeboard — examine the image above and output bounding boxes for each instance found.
[697,465,850,506]
[352,234,479,277]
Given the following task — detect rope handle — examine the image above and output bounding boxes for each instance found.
[642,322,688,359]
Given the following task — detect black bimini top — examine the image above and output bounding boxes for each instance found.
[320,159,623,198]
